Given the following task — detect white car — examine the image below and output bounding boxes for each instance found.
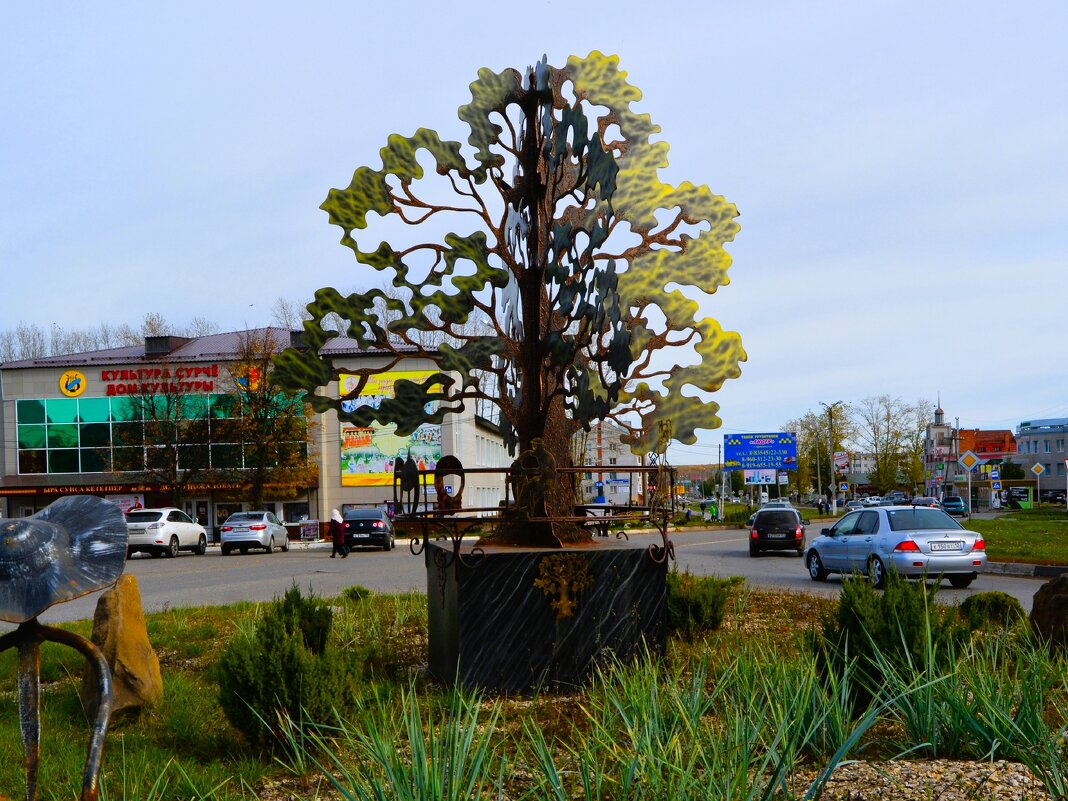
[126,507,207,558]
[220,511,290,555]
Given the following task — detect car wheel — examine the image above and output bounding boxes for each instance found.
[265,536,274,554]
[167,535,179,558]
[867,556,887,589]
[281,537,289,552]
[126,547,135,560]
[240,547,248,555]
[221,545,231,556]
[949,574,974,589]
[807,551,828,581]
[195,533,207,555]
[749,542,760,557]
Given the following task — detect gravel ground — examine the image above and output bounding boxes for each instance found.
[795,759,1050,800]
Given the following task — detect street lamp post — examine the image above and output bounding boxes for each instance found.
[822,401,844,516]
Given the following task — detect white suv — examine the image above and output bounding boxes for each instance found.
[126,507,208,558]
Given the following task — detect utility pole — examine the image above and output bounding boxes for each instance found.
[821,401,843,515]
[815,436,823,508]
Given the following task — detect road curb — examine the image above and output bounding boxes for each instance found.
[986,561,1068,578]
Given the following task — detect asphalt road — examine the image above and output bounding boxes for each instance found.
[5,526,1051,629]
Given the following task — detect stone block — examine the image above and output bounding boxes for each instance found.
[81,574,163,717]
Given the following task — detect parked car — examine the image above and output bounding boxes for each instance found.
[748,507,807,557]
[220,511,290,555]
[911,496,939,508]
[861,496,883,506]
[343,509,396,551]
[126,507,207,558]
[1040,489,1067,504]
[804,506,986,589]
[940,496,969,517]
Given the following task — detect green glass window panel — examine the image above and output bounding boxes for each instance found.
[150,396,175,419]
[111,397,143,422]
[18,449,46,474]
[81,448,110,473]
[80,423,111,448]
[211,394,238,419]
[46,398,78,424]
[17,399,46,424]
[112,421,143,446]
[47,423,79,448]
[179,444,210,469]
[144,420,178,444]
[78,397,112,422]
[211,444,243,468]
[48,449,80,473]
[18,425,46,449]
[146,446,174,471]
[112,447,145,472]
[210,418,243,443]
[182,395,211,419]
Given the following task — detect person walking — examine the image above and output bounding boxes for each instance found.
[329,509,347,558]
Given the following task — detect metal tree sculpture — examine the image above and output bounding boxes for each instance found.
[275,52,745,545]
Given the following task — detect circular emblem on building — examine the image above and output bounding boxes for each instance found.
[59,370,86,397]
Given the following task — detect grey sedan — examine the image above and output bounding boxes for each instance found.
[220,511,290,555]
[804,506,987,589]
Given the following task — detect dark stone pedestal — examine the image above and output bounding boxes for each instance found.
[426,540,666,692]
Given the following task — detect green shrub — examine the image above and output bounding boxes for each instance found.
[343,584,373,603]
[278,583,333,654]
[665,569,733,640]
[216,587,356,752]
[958,591,1026,631]
[816,573,968,711]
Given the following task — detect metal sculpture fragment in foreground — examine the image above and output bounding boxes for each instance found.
[0,495,128,801]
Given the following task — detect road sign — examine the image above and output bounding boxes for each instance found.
[958,450,982,471]
[1031,463,1046,476]
[991,480,1002,490]
[989,468,1000,480]
[839,481,849,492]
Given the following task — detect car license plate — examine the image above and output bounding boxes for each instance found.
[929,541,963,552]
[768,532,786,539]
[352,532,369,538]
[234,527,248,533]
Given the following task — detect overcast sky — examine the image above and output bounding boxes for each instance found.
[3,1,1066,464]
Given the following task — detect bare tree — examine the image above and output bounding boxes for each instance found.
[852,395,915,493]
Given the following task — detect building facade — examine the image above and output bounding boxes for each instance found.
[577,420,643,504]
[1010,418,1068,480]
[0,328,505,534]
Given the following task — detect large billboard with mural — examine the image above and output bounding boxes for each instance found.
[339,371,441,487]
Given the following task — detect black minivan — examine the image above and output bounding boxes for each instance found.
[748,508,807,557]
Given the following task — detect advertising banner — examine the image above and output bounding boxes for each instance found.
[724,433,798,471]
[744,469,777,485]
[339,371,442,487]
[833,451,850,472]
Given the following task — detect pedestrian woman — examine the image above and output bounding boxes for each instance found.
[329,509,347,558]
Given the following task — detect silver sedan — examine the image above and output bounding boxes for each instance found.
[220,511,290,555]
[804,506,987,589]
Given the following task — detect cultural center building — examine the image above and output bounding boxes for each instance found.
[0,328,506,536]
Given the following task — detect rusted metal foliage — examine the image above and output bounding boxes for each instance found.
[0,496,127,801]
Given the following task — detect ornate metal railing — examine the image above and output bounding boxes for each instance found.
[392,460,677,571]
